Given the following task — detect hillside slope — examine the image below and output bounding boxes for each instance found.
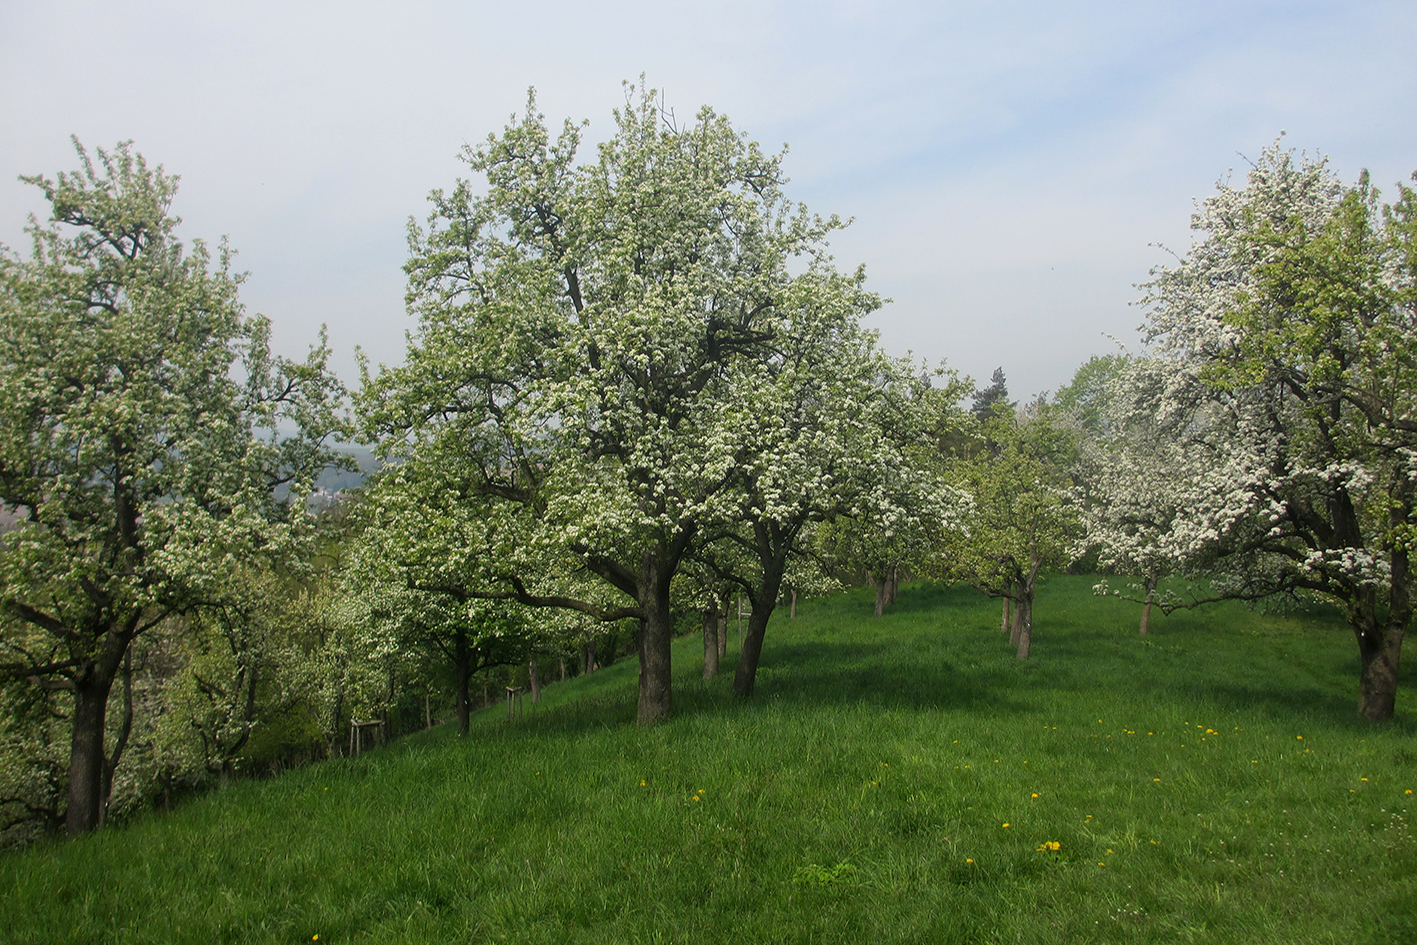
[5,577,1415,944]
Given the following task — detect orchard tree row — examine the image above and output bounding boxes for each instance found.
[3,85,1414,841]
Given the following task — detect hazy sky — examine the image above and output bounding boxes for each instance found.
[2,1,1414,397]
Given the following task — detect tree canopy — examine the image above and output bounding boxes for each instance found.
[358,86,889,723]
[1087,143,1417,719]
[0,140,348,832]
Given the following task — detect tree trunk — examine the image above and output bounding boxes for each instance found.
[65,626,130,836]
[734,559,787,699]
[99,649,135,828]
[66,675,114,835]
[1356,547,1409,721]
[703,604,720,679]
[1139,575,1158,636]
[873,576,887,617]
[425,689,432,730]
[1014,593,1033,660]
[1358,622,1403,721]
[454,628,471,737]
[790,588,797,619]
[635,558,674,724]
[885,564,899,607]
[559,659,567,682]
[1002,596,1011,634]
[528,660,541,703]
[717,607,728,661]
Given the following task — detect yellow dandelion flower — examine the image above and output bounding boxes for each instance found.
[1106,849,1114,854]
[1031,793,1039,799]
[1153,778,1161,782]
[966,858,974,864]
[1297,735,1304,740]
[1036,841,1060,852]
[1098,861,1106,866]
[640,780,646,786]
[1407,789,1413,795]
[1002,823,1010,828]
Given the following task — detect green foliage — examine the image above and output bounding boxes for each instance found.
[358,84,891,721]
[3,577,1414,942]
[0,138,349,832]
[1098,143,1417,717]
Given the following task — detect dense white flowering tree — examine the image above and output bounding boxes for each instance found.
[1090,143,1417,720]
[931,406,1080,659]
[361,86,889,723]
[0,141,348,833]
[691,330,954,696]
[344,461,569,735]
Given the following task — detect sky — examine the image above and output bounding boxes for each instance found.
[2,0,1414,398]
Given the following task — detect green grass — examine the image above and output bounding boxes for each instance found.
[5,576,1416,944]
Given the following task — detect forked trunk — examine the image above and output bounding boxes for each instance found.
[702,604,720,679]
[65,625,131,835]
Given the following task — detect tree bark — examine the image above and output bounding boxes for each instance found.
[873,576,887,617]
[1014,594,1033,660]
[1002,596,1011,634]
[733,558,787,699]
[528,660,541,703]
[717,607,728,661]
[790,589,797,619]
[635,557,674,724]
[66,675,114,835]
[702,604,719,679]
[1139,575,1158,636]
[98,649,135,828]
[1356,546,1409,721]
[1357,622,1403,721]
[65,626,130,836]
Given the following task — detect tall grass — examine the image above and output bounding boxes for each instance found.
[5,576,1415,943]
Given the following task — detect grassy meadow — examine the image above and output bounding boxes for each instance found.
[4,576,1416,944]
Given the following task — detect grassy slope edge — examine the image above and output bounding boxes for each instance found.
[4,576,1415,944]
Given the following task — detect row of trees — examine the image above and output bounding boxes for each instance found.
[2,90,1413,840]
